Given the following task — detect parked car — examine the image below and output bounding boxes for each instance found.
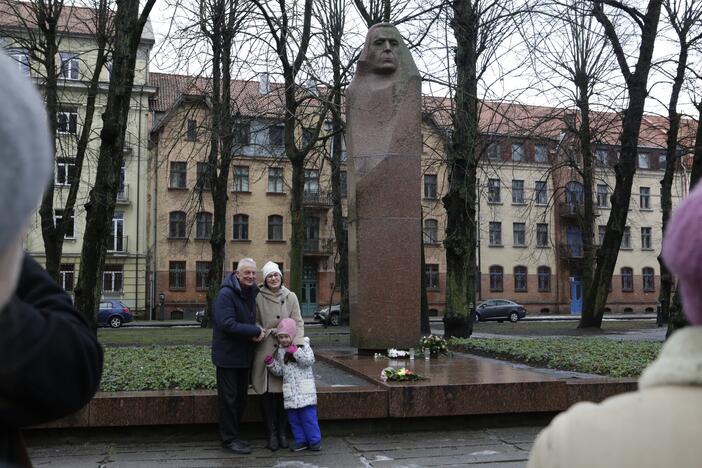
[474,299,526,323]
[314,304,341,326]
[98,300,133,328]
[195,309,205,323]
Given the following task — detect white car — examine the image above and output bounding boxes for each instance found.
[314,304,341,326]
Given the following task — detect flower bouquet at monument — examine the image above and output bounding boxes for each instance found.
[380,367,426,382]
[418,334,448,357]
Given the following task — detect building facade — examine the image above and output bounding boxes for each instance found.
[1,2,156,315]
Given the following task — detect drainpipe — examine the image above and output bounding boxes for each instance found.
[135,85,144,317]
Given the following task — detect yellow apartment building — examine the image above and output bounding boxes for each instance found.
[1,2,156,315]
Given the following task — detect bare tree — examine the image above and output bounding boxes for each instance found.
[0,0,112,281]
[442,0,520,338]
[656,0,702,327]
[74,0,156,326]
[581,0,663,328]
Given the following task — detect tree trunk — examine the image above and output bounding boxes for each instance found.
[581,0,663,328]
[74,0,155,326]
[442,0,479,339]
[657,41,688,326]
[689,101,702,189]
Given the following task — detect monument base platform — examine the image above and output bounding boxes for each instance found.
[33,351,636,429]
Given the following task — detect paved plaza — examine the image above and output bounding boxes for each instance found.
[26,423,545,467]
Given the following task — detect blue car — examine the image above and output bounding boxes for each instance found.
[99,300,133,328]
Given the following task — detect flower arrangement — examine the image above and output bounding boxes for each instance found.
[418,334,448,356]
[380,367,425,382]
[373,348,410,359]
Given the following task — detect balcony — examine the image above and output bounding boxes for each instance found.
[303,237,333,256]
[558,201,584,219]
[116,184,130,204]
[303,190,333,209]
[559,241,584,261]
[107,235,128,254]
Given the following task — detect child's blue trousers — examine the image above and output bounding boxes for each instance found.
[287,405,321,446]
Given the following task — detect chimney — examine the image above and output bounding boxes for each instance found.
[259,73,270,94]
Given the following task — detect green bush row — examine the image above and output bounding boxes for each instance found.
[449,337,662,378]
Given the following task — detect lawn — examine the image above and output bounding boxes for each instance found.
[472,319,658,336]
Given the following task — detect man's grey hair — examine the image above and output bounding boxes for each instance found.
[237,258,257,272]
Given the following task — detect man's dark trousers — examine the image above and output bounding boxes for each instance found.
[216,367,250,443]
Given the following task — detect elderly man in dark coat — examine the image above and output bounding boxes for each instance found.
[212,258,265,455]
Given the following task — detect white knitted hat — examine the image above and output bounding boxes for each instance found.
[0,49,52,254]
[261,261,282,281]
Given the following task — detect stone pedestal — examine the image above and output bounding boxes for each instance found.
[346,24,422,351]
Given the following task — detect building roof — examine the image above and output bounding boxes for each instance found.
[0,0,154,43]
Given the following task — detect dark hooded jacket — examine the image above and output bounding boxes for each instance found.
[0,255,103,467]
[211,272,261,368]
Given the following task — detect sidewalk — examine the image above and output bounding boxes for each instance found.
[26,419,547,467]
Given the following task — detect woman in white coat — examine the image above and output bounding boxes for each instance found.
[252,261,304,451]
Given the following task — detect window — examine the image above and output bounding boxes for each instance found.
[268,215,283,240]
[511,143,524,162]
[109,212,125,252]
[54,209,75,238]
[596,184,609,208]
[643,267,655,292]
[59,53,79,80]
[169,211,186,239]
[535,181,548,205]
[169,261,186,290]
[424,174,438,199]
[233,214,249,240]
[489,222,502,246]
[598,225,606,245]
[596,149,608,166]
[638,152,650,169]
[425,264,439,290]
[640,187,651,209]
[658,154,667,170]
[196,261,211,290]
[269,124,284,146]
[512,180,525,204]
[196,162,211,191]
[514,266,527,292]
[304,169,320,194]
[487,142,501,160]
[340,171,348,198]
[57,106,78,134]
[487,178,501,203]
[513,223,526,246]
[622,226,631,249]
[621,267,633,292]
[537,266,551,292]
[103,264,123,292]
[423,219,439,244]
[196,212,212,239]
[185,119,197,140]
[534,144,548,163]
[301,128,315,147]
[536,223,548,247]
[169,161,187,188]
[233,166,249,192]
[9,49,30,76]
[56,158,76,186]
[268,167,284,193]
[489,266,504,292]
[60,264,75,291]
[641,227,652,249]
[233,121,250,145]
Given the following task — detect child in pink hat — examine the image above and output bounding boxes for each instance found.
[264,318,322,451]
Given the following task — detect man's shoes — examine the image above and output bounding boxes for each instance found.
[233,438,250,447]
[309,442,321,451]
[223,439,251,455]
[290,442,309,452]
[267,433,279,451]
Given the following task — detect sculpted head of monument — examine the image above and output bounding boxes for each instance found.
[357,23,418,79]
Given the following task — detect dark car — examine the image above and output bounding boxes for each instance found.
[98,300,133,328]
[314,304,340,326]
[474,299,526,323]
